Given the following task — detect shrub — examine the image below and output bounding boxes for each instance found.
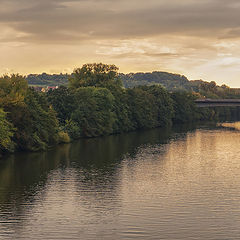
[58,131,71,143]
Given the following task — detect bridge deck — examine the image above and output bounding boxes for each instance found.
[195,99,240,107]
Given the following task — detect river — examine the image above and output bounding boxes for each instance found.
[0,123,240,240]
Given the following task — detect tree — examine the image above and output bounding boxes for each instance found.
[13,89,59,151]
[139,85,174,127]
[110,86,132,133]
[71,87,116,137]
[170,91,217,123]
[47,86,76,124]
[0,109,15,153]
[69,63,122,89]
[127,87,158,129]
[0,74,28,108]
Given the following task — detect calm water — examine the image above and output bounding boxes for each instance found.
[0,124,240,240]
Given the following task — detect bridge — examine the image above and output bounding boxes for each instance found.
[195,99,240,108]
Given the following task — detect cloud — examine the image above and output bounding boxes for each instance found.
[1,0,240,44]
[1,0,240,87]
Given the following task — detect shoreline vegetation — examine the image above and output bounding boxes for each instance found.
[1,63,240,158]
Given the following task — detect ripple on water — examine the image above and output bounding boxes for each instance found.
[0,126,240,239]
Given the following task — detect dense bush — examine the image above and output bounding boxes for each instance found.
[0,109,15,154]
[71,87,115,137]
[58,131,71,143]
[0,75,59,152]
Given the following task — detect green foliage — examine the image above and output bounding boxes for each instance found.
[1,64,240,156]
[0,74,28,108]
[10,89,59,151]
[58,131,71,143]
[120,71,190,90]
[71,87,115,137]
[192,80,240,99]
[69,63,122,89]
[126,85,174,130]
[127,87,158,129]
[0,109,15,152]
[47,86,76,124]
[0,74,60,154]
[64,120,81,140]
[26,71,190,90]
[25,70,240,99]
[139,85,174,127]
[109,85,132,133]
[171,91,220,123]
[27,73,69,86]
[171,92,199,123]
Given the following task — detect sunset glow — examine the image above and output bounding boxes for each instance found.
[1,0,240,87]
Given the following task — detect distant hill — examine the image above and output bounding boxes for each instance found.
[26,71,195,91]
[119,72,191,90]
[26,71,240,96]
[27,73,70,86]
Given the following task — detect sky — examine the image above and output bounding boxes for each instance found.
[1,0,240,87]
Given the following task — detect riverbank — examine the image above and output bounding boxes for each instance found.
[1,64,240,156]
[0,121,219,160]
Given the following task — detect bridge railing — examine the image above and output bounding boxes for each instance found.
[195,99,240,107]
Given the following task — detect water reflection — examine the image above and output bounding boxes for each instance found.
[0,124,240,239]
[0,127,174,236]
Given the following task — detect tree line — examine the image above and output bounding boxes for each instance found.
[26,70,240,97]
[1,63,239,157]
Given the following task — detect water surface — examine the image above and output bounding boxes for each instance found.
[0,124,240,239]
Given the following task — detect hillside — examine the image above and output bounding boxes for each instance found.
[119,72,191,90]
[27,73,70,86]
[26,71,193,91]
[25,71,240,98]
